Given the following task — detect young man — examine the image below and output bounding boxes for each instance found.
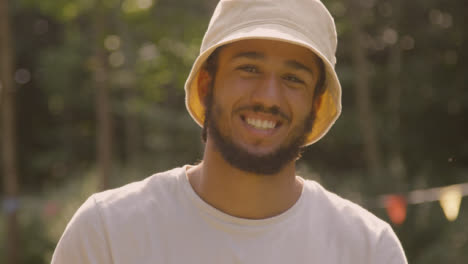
[52,0,407,263]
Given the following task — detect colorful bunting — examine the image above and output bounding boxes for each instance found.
[439,186,462,221]
[3,182,468,224]
[385,195,407,225]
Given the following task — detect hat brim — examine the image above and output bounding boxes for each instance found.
[185,23,341,146]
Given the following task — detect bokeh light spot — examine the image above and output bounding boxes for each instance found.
[429,10,453,28]
[104,35,121,51]
[382,28,398,45]
[14,68,31,84]
[122,0,153,13]
[109,51,125,67]
[137,0,153,9]
[139,43,159,61]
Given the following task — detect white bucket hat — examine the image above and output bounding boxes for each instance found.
[185,0,341,146]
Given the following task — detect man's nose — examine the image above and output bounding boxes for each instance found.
[250,74,283,108]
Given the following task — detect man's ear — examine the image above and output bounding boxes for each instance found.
[197,69,212,106]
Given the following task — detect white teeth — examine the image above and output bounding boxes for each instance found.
[255,119,261,127]
[246,118,276,129]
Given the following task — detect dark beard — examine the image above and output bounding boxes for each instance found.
[203,90,315,175]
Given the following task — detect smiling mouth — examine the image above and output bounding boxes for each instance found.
[241,115,281,130]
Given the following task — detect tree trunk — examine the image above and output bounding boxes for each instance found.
[94,0,112,190]
[116,1,140,168]
[387,16,406,186]
[348,1,384,182]
[0,0,20,263]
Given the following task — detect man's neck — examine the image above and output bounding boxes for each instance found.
[186,140,303,220]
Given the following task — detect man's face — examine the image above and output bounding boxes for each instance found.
[202,39,322,175]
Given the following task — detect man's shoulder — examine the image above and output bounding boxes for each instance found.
[303,179,391,234]
[71,166,186,233]
[300,179,407,263]
[51,166,187,263]
[92,166,185,210]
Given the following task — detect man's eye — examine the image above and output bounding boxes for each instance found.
[238,65,258,73]
[284,75,304,84]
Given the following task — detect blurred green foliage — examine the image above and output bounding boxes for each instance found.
[1,0,467,263]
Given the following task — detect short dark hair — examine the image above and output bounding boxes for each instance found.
[203,47,222,83]
[200,46,327,142]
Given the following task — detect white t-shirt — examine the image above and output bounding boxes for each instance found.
[51,166,407,264]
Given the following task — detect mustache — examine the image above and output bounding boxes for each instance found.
[234,104,290,122]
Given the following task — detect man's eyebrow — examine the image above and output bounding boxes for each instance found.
[231,51,265,61]
[285,60,313,75]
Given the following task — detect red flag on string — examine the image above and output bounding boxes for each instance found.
[385,195,407,225]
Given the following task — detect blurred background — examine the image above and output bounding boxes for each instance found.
[0,0,467,263]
